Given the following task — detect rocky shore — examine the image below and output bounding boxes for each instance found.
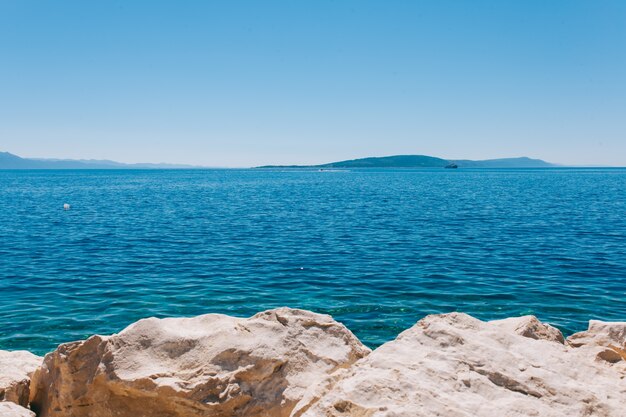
[1,308,624,417]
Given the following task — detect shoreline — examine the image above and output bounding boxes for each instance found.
[2,308,625,416]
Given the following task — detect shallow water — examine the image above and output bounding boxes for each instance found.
[0,168,625,355]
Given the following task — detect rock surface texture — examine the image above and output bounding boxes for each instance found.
[29,308,369,417]
[0,350,42,407]
[292,313,626,417]
[490,315,565,344]
[567,320,626,364]
[0,402,36,417]
[8,310,626,417]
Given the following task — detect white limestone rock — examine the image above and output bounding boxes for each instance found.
[0,350,42,407]
[568,320,626,364]
[489,315,565,343]
[292,313,626,417]
[29,308,370,417]
[0,402,36,417]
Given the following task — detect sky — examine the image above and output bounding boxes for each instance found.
[1,1,625,167]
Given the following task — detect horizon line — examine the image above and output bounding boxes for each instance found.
[2,150,625,169]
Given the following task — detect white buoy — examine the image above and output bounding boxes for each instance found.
[63,203,71,210]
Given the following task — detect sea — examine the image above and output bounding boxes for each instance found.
[1,168,624,355]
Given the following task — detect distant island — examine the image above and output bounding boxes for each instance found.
[0,152,201,170]
[1,151,557,170]
[257,155,556,169]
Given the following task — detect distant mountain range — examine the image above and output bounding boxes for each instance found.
[258,155,557,169]
[0,152,557,170]
[0,152,200,169]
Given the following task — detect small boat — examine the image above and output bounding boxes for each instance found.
[445,163,458,169]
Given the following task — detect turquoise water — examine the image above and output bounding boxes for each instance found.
[0,168,625,355]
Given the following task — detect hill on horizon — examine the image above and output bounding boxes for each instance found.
[258,155,557,169]
[0,152,200,169]
[1,152,559,170]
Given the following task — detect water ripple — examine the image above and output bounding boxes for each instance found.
[0,168,625,354]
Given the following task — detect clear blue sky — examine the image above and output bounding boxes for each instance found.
[1,1,625,167]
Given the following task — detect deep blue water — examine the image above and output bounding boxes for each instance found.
[0,168,625,355]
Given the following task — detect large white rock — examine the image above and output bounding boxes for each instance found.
[292,313,626,417]
[0,350,42,407]
[29,308,370,417]
[0,402,36,417]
